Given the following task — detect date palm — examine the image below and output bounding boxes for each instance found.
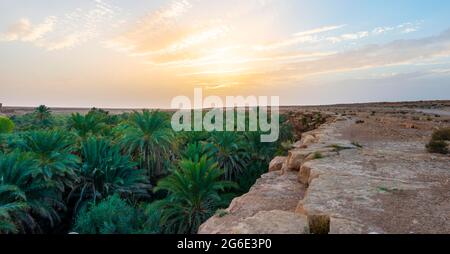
[0,151,64,233]
[17,130,79,192]
[34,105,51,122]
[69,137,150,212]
[210,132,249,181]
[68,113,106,139]
[0,185,28,233]
[33,105,53,128]
[154,156,236,234]
[244,130,276,163]
[181,142,214,163]
[121,110,175,177]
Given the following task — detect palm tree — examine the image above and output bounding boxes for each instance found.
[244,131,276,164]
[68,113,106,139]
[17,130,80,192]
[210,132,249,181]
[0,151,64,233]
[229,131,276,193]
[0,184,28,234]
[181,142,214,163]
[154,156,236,234]
[121,110,175,177]
[34,105,52,127]
[69,137,150,212]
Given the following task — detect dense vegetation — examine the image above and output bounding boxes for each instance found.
[0,106,294,234]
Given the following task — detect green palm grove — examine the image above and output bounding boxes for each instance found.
[0,106,294,234]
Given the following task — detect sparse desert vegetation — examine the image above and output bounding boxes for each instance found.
[427,128,450,154]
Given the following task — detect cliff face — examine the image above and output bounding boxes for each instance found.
[198,116,345,234]
[199,112,450,234]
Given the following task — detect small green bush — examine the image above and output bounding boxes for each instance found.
[431,128,450,141]
[215,209,229,218]
[0,116,14,133]
[312,152,323,159]
[427,128,450,154]
[73,194,140,234]
[426,140,448,154]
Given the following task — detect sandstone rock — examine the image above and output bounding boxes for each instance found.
[286,146,338,173]
[229,210,309,234]
[329,217,365,234]
[286,150,311,171]
[295,201,307,215]
[293,140,308,149]
[403,123,418,129]
[301,134,317,146]
[198,171,306,234]
[269,156,286,172]
[298,164,312,185]
[201,111,450,235]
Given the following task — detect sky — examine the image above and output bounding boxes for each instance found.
[0,0,450,108]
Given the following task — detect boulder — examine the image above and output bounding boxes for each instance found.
[301,134,317,146]
[292,140,308,149]
[269,156,287,172]
[403,123,418,129]
[286,150,311,171]
[198,171,307,234]
[298,164,312,185]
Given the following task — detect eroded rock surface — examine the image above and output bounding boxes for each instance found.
[268,156,286,172]
[200,108,450,234]
[198,171,306,234]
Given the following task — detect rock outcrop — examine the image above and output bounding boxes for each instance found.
[198,170,306,234]
[268,156,286,172]
[199,113,450,234]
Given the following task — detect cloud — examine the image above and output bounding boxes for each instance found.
[255,21,420,50]
[276,28,450,80]
[402,28,418,34]
[105,0,192,53]
[35,32,88,51]
[194,28,450,89]
[105,0,285,65]
[254,24,345,50]
[0,0,123,50]
[372,26,395,35]
[372,21,421,35]
[326,31,369,43]
[0,16,56,42]
[102,0,444,92]
[293,25,346,37]
[132,24,229,57]
[106,0,272,67]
